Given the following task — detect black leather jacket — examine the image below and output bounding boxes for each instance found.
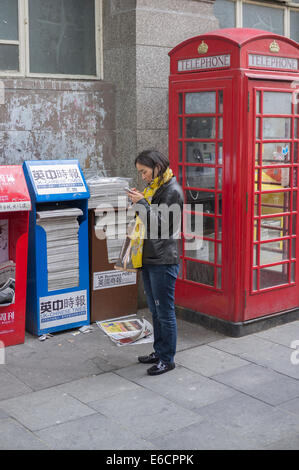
[136,176,184,265]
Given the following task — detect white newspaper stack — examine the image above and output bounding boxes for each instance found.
[94,207,135,263]
[85,176,134,263]
[36,207,83,291]
[85,176,131,209]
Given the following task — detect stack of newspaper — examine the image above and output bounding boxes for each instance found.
[85,176,131,209]
[94,207,135,263]
[0,260,15,305]
[36,207,83,291]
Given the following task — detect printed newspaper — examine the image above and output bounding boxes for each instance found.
[97,316,153,346]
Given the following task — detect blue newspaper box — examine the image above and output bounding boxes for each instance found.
[23,160,90,335]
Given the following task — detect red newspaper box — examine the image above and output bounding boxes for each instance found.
[0,166,31,347]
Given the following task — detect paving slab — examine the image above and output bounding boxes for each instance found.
[255,320,299,348]
[0,368,32,401]
[3,340,105,390]
[124,365,238,411]
[175,344,249,377]
[0,388,96,431]
[213,363,299,406]
[55,372,140,403]
[0,418,50,450]
[208,334,274,356]
[89,387,203,440]
[35,413,157,450]
[149,419,256,450]
[193,392,274,429]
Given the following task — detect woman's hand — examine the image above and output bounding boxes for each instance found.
[128,188,145,204]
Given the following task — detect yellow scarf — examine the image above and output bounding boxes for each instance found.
[130,167,173,268]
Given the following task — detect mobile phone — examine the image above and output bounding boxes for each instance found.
[124,187,134,194]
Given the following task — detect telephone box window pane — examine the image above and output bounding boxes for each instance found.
[262,167,290,188]
[292,215,297,235]
[295,143,298,164]
[256,91,261,115]
[291,262,296,282]
[203,216,215,238]
[185,190,215,214]
[260,264,288,289]
[260,216,289,241]
[295,120,298,140]
[186,142,215,164]
[254,195,259,216]
[213,0,235,28]
[186,118,216,139]
[0,0,18,40]
[217,268,222,289]
[185,239,215,263]
[263,118,291,139]
[219,117,223,139]
[292,239,296,258]
[178,166,183,186]
[256,118,260,139]
[253,244,258,266]
[184,211,203,236]
[252,269,258,290]
[263,92,292,115]
[290,11,299,42]
[218,91,223,114]
[179,141,182,162]
[260,240,289,265]
[185,260,214,286]
[217,243,222,264]
[255,143,260,164]
[29,0,96,75]
[0,44,19,70]
[218,143,223,164]
[179,118,183,138]
[243,3,284,35]
[260,192,290,215]
[218,168,222,189]
[217,218,222,239]
[179,94,183,114]
[262,143,290,165]
[217,194,222,215]
[186,166,215,189]
[185,92,216,114]
[293,192,297,212]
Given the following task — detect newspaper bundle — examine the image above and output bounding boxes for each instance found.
[97,316,153,346]
[36,207,83,291]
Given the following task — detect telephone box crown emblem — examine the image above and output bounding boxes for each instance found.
[197,41,208,54]
[269,40,280,53]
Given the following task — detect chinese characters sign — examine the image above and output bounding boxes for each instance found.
[0,166,31,212]
[29,164,87,195]
[39,290,88,330]
[93,270,136,290]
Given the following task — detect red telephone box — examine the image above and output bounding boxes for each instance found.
[169,28,299,335]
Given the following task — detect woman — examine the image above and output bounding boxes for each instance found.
[127,149,183,375]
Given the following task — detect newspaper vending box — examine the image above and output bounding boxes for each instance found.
[0,166,31,347]
[23,160,90,336]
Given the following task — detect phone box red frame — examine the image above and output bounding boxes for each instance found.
[0,166,31,347]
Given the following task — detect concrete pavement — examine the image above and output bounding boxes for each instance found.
[1,308,299,450]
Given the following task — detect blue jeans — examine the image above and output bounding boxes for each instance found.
[142,264,180,364]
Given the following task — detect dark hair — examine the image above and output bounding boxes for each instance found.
[135,149,169,180]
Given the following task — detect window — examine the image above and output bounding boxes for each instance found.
[0,0,102,78]
[214,0,299,42]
